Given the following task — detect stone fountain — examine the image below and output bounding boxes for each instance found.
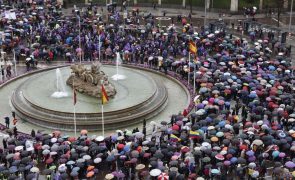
[66,62,116,98]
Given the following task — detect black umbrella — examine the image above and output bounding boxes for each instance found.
[149,161,157,168]
[21,157,32,164]
[169,160,178,166]
[237,157,246,164]
[8,174,17,180]
[11,160,21,166]
[70,171,79,177]
[42,169,52,175]
[60,173,68,180]
[26,173,36,180]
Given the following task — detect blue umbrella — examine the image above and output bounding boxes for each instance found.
[9,166,18,173]
[230,157,238,164]
[72,167,80,172]
[268,66,276,71]
[218,121,226,127]
[106,155,115,162]
[272,151,280,158]
[123,145,130,152]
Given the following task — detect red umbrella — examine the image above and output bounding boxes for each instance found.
[172,125,180,131]
[181,146,190,153]
[215,154,225,161]
[117,144,125,150]
[158,172,169,180]
[68,137,76,142]
[239,144,248,150]
[46,158,53,164]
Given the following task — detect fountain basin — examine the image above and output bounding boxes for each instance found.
[11,65,169,131]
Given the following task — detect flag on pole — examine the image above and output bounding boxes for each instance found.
[188,40,197,54]
[101,85,109,105]
[73,89,77,105]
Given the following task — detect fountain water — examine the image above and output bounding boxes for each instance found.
[51,68,68,98]
[112,52,126,81]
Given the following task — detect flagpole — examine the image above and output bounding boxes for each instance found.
[73,79,77,137]
[98,35,101,62]
[78,15,82,64]
[101,104,105,137]
[13,49,17,76]
[188,52,190,86]
[193,60,196,94]
[116,53,119,76]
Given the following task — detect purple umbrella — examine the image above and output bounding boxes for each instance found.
[285,161,295,168]
[246,150,254,156]
[224,160,231,166]
[248,156,256,162]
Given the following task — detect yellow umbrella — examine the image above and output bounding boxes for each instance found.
[211,136,219,142]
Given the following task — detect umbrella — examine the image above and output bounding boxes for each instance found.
[42,169,53,175]
[150,169,161,177]
[83,155,91,160]
[30,167,39,173]
[94,158,102,164]
[46,158,53,164]
[42,149,50,155]
[252,139,263,146]
[70,171,79,177]
[58,164,67,172]
[86,171,94,178]
[285,161,295,168]
[15,146,24,151]
[9,166,18,173]
[211,169,220,174]
[66,160,75,165]
[215,154,225,161]
[202,157,211,163]
[135,164,145,171]
[158,172,169,180]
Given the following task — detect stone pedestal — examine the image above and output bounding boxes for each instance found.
[158,0,161,5]
[134,0,137,5]
[230,0,238,12]
[182,0,185,7]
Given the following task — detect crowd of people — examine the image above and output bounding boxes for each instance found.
[0,0,295,180]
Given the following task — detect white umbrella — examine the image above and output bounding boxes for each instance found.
[95,136,104,142]
[15,146,24,151]
[42,145,50,150]
[30,167,40,173]
[42,149,50,155]
[58,164,67,172]
[83,155,91,160]
[149,169,161,177]
[94,158,102,164]
[117,136,124,141]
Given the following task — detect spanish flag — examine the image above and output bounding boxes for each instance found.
[101,85,109,105]
[189,40,197,54]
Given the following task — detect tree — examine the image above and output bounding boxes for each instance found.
[276,0,288,27]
